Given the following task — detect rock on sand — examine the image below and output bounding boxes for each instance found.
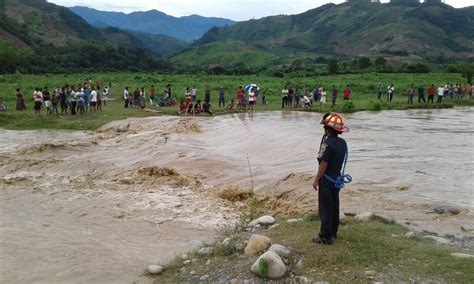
[251,251,287,279]
[197,247,213,256]
[147,265,163,275]
[249,215,276,227]
[244,234,272,256]
[268,244,291,258]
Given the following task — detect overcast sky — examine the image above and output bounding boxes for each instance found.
[48,0,473,21]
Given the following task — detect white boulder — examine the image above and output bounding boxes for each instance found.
[268,244,291,258]
[147,265,163,275]
[250,251,287,279]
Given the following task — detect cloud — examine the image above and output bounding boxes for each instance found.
[48,0,473,21]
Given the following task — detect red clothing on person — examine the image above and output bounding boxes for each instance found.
[343,87,351,100]
[150,87,155,96]
[427,87,435,97]
[185,96,192,107]
[236,89,243,100]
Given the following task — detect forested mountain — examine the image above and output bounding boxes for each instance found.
[172,0,474,69]
[70,6,235,42]
[0,0,183,73]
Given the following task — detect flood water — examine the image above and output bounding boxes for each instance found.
[182,107,474,209]
[0,107,473,283]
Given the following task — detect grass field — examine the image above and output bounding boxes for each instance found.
[153,216,474,283]
[0,72,472,130]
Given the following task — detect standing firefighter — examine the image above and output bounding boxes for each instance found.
[312,113,351,245]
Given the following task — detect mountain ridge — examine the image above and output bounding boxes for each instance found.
[172,0,474,68]
[69,6,236,42]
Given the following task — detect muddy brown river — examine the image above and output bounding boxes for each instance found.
[0,108,473,283]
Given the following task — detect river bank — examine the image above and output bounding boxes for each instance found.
[1,72,473,131]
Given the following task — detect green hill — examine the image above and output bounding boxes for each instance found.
[0,0,173,73]
[172,0,474,69]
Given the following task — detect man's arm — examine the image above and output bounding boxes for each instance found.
[313,161,328,191]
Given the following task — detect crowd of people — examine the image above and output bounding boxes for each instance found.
[378,83,473,104]
[15,79,111,115]
[12,80,473,115]
[281,85,353,109]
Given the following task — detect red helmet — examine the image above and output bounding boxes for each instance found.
[323,113,349,133]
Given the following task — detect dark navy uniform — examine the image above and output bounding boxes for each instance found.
[317,136,347,241]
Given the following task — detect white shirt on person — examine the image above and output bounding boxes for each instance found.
[303,95,310,104]
[249,91,255,102]
[33,91,43,102]
[123,90,129,99]
[90,90,98,102]
[437,87,444,96]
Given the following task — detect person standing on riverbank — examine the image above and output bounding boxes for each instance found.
[16,89,26,111]
[149,85,155,106]
[69,87,77,115]
[43,87,52,115]
[90,87,98,112]
[191,85,197,102]
[219,87,225,108]
[248,86,256,112]
[281,86,288,108]
[313,113,349,245]
[288,87,294,108]
[33,88,42,115]
[417,85,426,103]
[437,85,444,103]
[407,84,414,105]
[204,88,211,104]
[387,84,395,103]
[123,87,129,108]
[343,85,351,101]
[377,83,383,100]
[331,85,338,107]
[427,84,435,104]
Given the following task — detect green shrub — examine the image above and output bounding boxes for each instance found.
[341,101,356,113]
[369,101,382,111]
